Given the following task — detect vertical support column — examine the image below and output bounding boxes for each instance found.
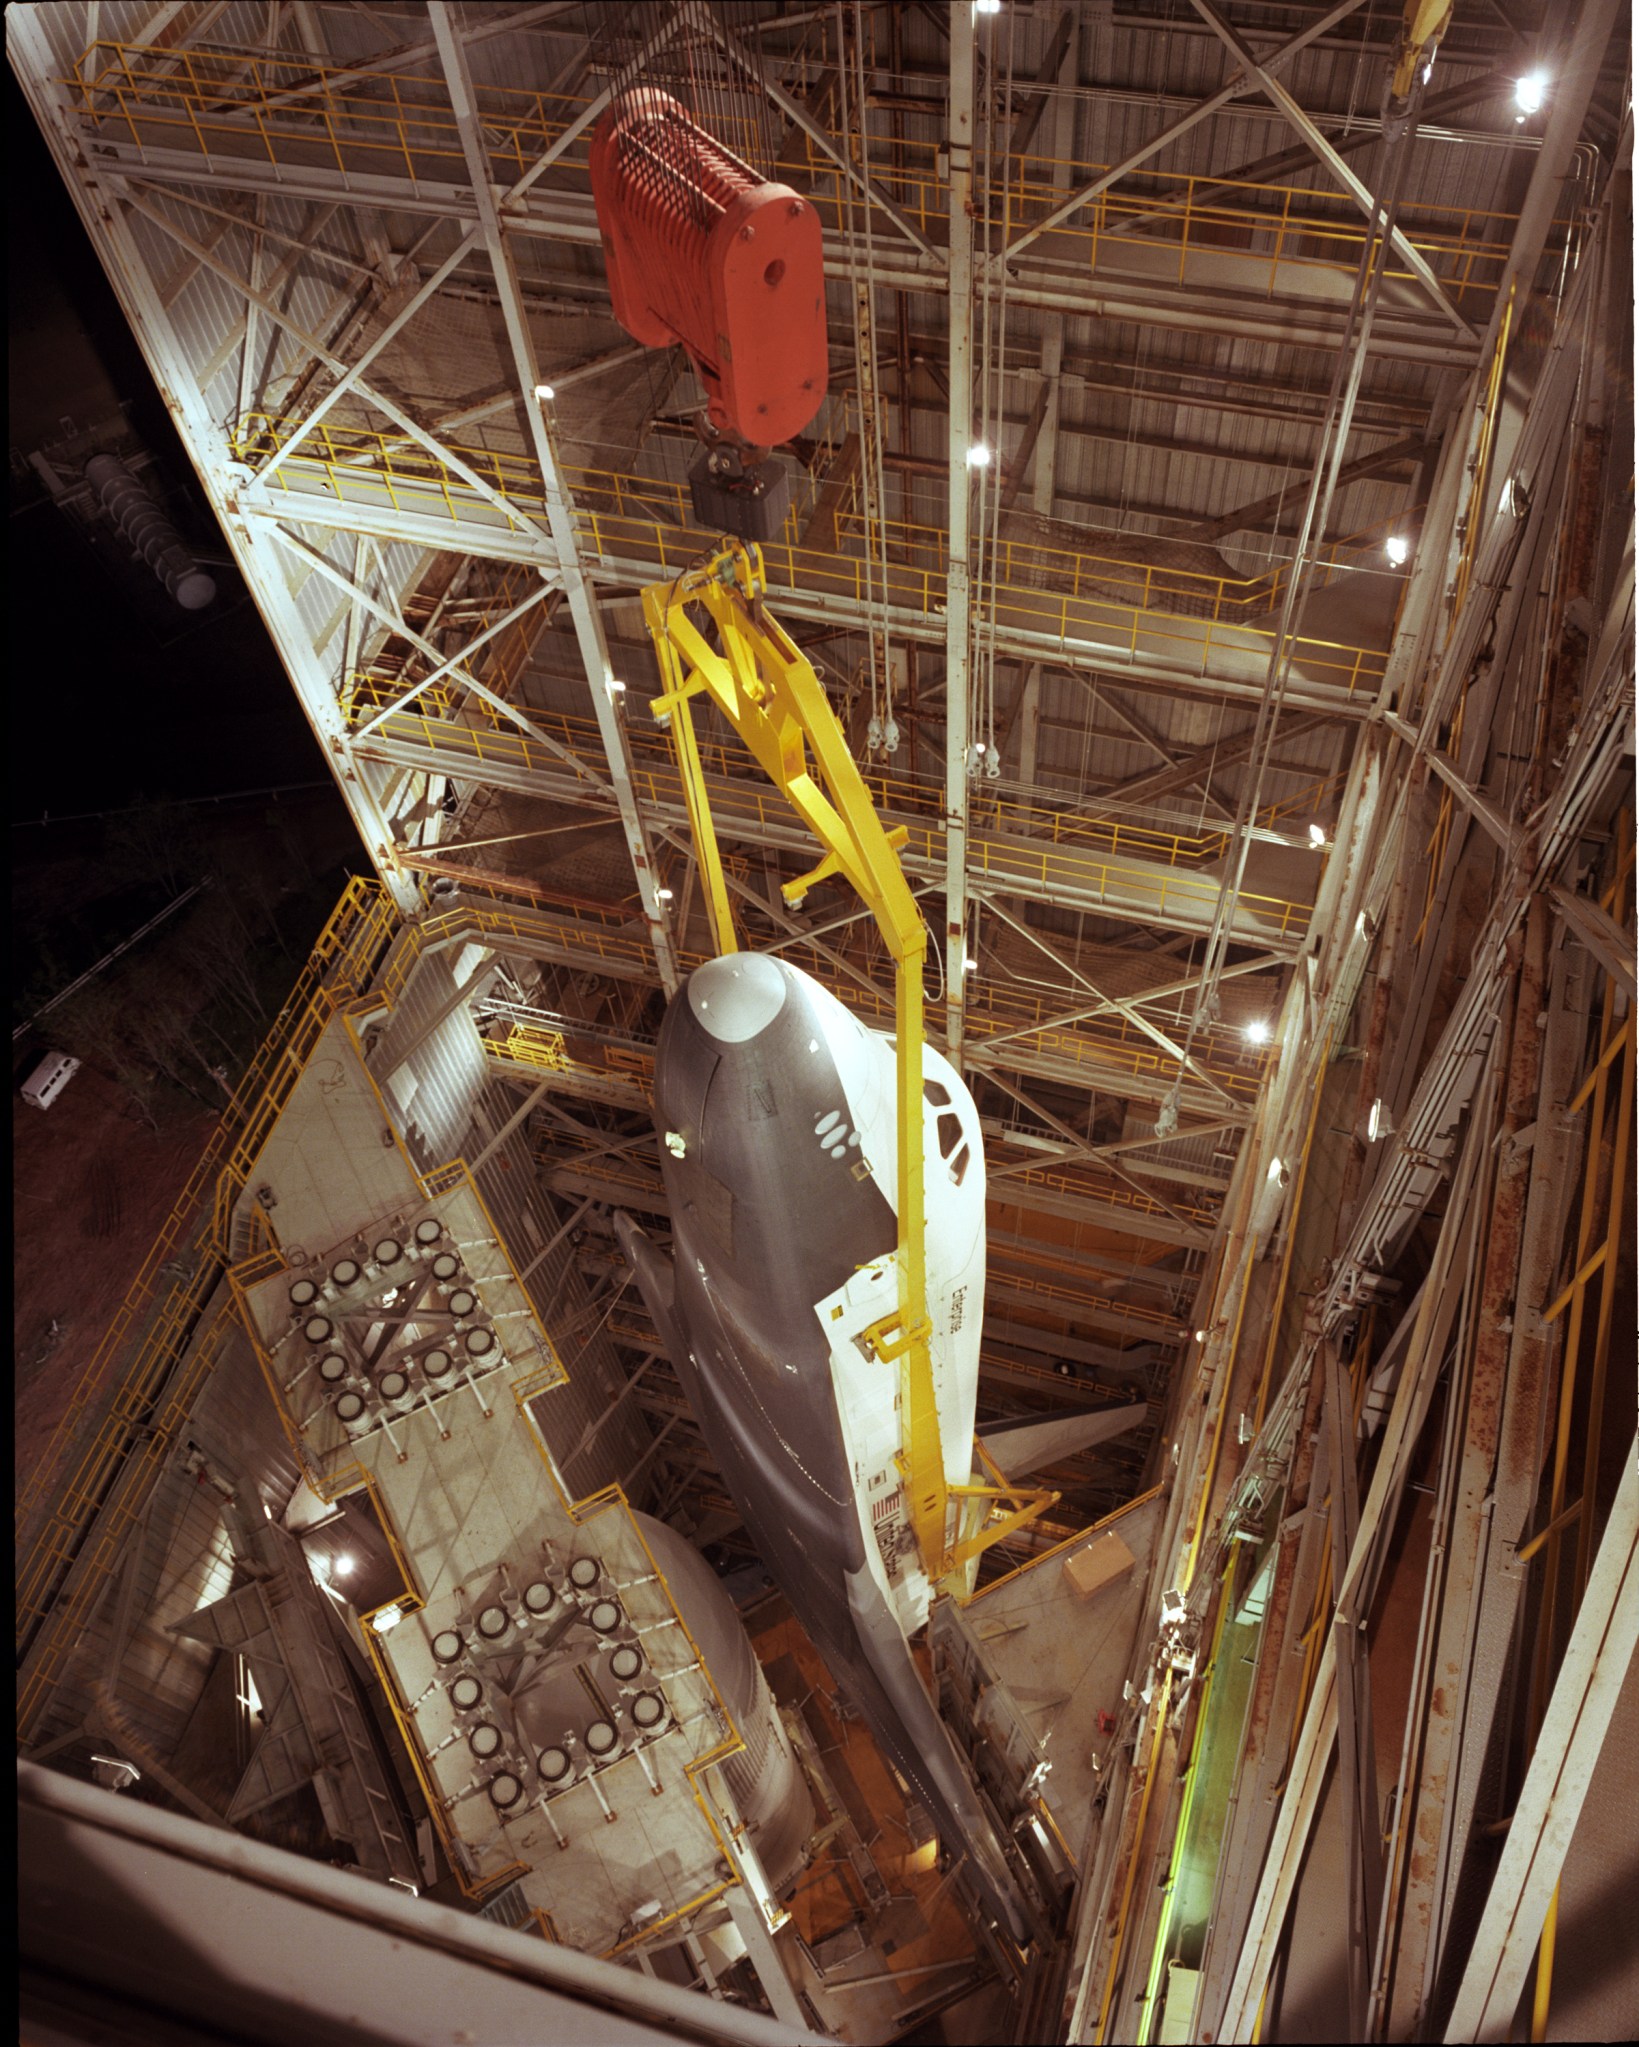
[1383,900,1552,2035]
[429,3,679,996]
[1032,14,1077,518]
[1017,664,1042,787]
[1033,325,1064,515]
[1324,1332,1383,2040]
[724,1887,807,2033]
[1441,1446,1639,2042]
[943,3,976,1058]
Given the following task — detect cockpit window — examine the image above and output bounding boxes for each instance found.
[950,1142,971,1186]
[936,1110,963,1160]
[923,1079,951,1108]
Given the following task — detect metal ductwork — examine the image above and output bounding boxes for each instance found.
[84,452,215,611]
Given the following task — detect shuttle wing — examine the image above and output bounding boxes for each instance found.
[612,1212,689,1368]
[975,1401,1150,1481]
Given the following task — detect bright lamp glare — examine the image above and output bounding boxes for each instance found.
[534,382,556,401]
[975,0,1003,13]
[332,1554,355,1577]
[1385,534,1411,566]
[370,1605,403,1634]
[1308,823,1327,848]
[1244,1018,1272,1046]
[966,442,991,468]
[1514,71,1547,116]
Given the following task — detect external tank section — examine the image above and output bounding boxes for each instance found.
[626,1510,815,1898]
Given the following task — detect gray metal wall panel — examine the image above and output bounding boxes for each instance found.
[373,942,493,1169]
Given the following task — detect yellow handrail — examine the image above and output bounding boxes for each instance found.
[234,410,1395,696]
[69,42,1519,309]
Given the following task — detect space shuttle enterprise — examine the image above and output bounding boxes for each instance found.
[617,949,1042,1948]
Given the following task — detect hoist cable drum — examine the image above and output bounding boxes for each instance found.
[590,88,828,450]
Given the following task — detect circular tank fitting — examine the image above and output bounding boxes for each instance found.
[423,1348,453,1380]
[318,1353,348,1384]
[568,1557,601,1591]
[431,1253,461,1282]
[476,1604,511,1640]
[631,1691,666,1731]
[431,1629,464,1665]
[290,1279,319,1309]
[331,1258,362,1289]
[488,1771,524,1809]
[379,1369,410,1402]
[610,1645,643,1683]
[415,1218,443,1245]
[302,1315,333,1345]
[585,1719,619,1756]
[464,1326,496,1358]
[373,1237,403,1267]
[539,1745,571,1784]
[522,1580,555,1616]
[335,1391,366,1425]
[450,1674,484,1713]
[588,1599,623,1634]
[469,1722,503,1760]
[447,1288,477,1319]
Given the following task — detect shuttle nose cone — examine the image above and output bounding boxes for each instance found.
[686,954,787,1044]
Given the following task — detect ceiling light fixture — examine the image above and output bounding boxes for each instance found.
[656,887,674,901]
[1384,534,1411,566]
[1308,823,1327,848]
[965,441,991,467]
[975,0,1003,14]
[332,1554,355,1577]
[370,1605,404,1634]
[1367,1098,1394,1142]
[1513,70,1547,118]
[534,382,556,401]
[1244,1018,1272,1046]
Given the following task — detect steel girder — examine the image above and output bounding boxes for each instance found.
[427,4,678,993]
[1441,1446,1639,2042]
[63,143,1483,369]
[943,3,976,1056]
[252,507,1377,720]
[347,722,1313,958]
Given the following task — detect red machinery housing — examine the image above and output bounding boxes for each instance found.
[590,89,827,449]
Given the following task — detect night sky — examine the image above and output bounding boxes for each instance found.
[8,67,335,823]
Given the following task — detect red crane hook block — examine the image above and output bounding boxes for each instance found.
[590,88,827,449]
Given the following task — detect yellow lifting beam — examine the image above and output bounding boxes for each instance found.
[642,541,1055,1581]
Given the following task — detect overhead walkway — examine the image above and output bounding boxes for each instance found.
[60,39,1503,366]
[415,872,1268,1124]
[237,414,1390,719]
[346,692,1319,962]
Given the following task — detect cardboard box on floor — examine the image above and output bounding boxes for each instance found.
[1062,1530,1137,1600]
